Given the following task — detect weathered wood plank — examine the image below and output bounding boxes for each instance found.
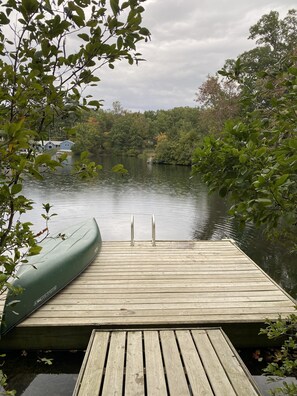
[37,301,294,312]
[143,331,167,396]
[175,330,213,395]
[75,331,109,396]
[192,329,237,395]
[46,295,291,304]
[159,330,190,396]
[22,313,284,326]
[125,331,145,396]
[30,306,295,318]
[101,331,125,396]
[207,329,259,396]
[55,284,278,291]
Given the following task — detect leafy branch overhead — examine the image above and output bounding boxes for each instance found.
[0,0,150,128]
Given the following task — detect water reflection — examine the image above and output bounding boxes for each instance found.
[21,154,297,297]
[4,350,84,396]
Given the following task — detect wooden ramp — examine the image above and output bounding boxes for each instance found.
[73,328,261,396]
[1,240,296,349]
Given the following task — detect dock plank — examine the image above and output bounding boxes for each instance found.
[175,330,213,395]
[192,330,237,395]
[125,331,145,396]
[159,330,190,396]
[101,331,125,396]
[143,331,167,396]
[74,331,109,395]
[207,329,259,396]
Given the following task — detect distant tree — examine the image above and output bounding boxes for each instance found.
[153,107,203,165]
[110,100,127,116]
[73,109,114,153]
[195,75,240,134]
[110,112,150,155]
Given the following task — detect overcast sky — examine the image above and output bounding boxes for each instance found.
[92,0,297,112]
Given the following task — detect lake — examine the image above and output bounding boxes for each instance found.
[4,154,297,395]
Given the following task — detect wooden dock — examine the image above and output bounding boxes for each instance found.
[73,328,261,396]
[1,240,296,349]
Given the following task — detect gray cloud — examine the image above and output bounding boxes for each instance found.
[87,0,297,111]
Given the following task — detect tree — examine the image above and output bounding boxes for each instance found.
[221,9,297,109]
[193,54,297,246]
[195,74,240,134]
[0,0,150,352]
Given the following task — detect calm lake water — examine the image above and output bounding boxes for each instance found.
[4,154,297,395]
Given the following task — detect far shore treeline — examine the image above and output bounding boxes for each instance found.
[53,104,215,166]
[49,77,239,166]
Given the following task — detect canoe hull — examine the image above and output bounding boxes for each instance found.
[1,218,101,336]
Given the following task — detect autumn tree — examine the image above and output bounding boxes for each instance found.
[195,74,240,134]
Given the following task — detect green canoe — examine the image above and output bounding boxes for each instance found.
[1,218,101,336]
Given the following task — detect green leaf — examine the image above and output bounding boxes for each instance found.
[239,154,248,163]
[112,163,128,174]
[71,14,84,27]
[29,167,43,180]
[80,151,89,161]
[77,33,89,42]
[275,174,289,187]
[88,100,100,107]
[0,12,10,24]
[255,198,272,205]
[11,184,22,195]
[110,0,119,15]
[22,0,39,14]
[117,36,123,50]
[35,153,51,166]
[139,27,150,36]
[28,245,42,256]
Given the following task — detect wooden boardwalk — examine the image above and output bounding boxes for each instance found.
[1,240,296,349]
[73,328,261,396]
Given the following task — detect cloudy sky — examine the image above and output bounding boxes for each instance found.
[92,0,297,112]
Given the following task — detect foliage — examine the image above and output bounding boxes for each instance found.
[0,365,16,395]
[259,314,297,395]
[192,12,297,247]
[109,111,151,154]
[72,151,103,178]
[111,163,128,175]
